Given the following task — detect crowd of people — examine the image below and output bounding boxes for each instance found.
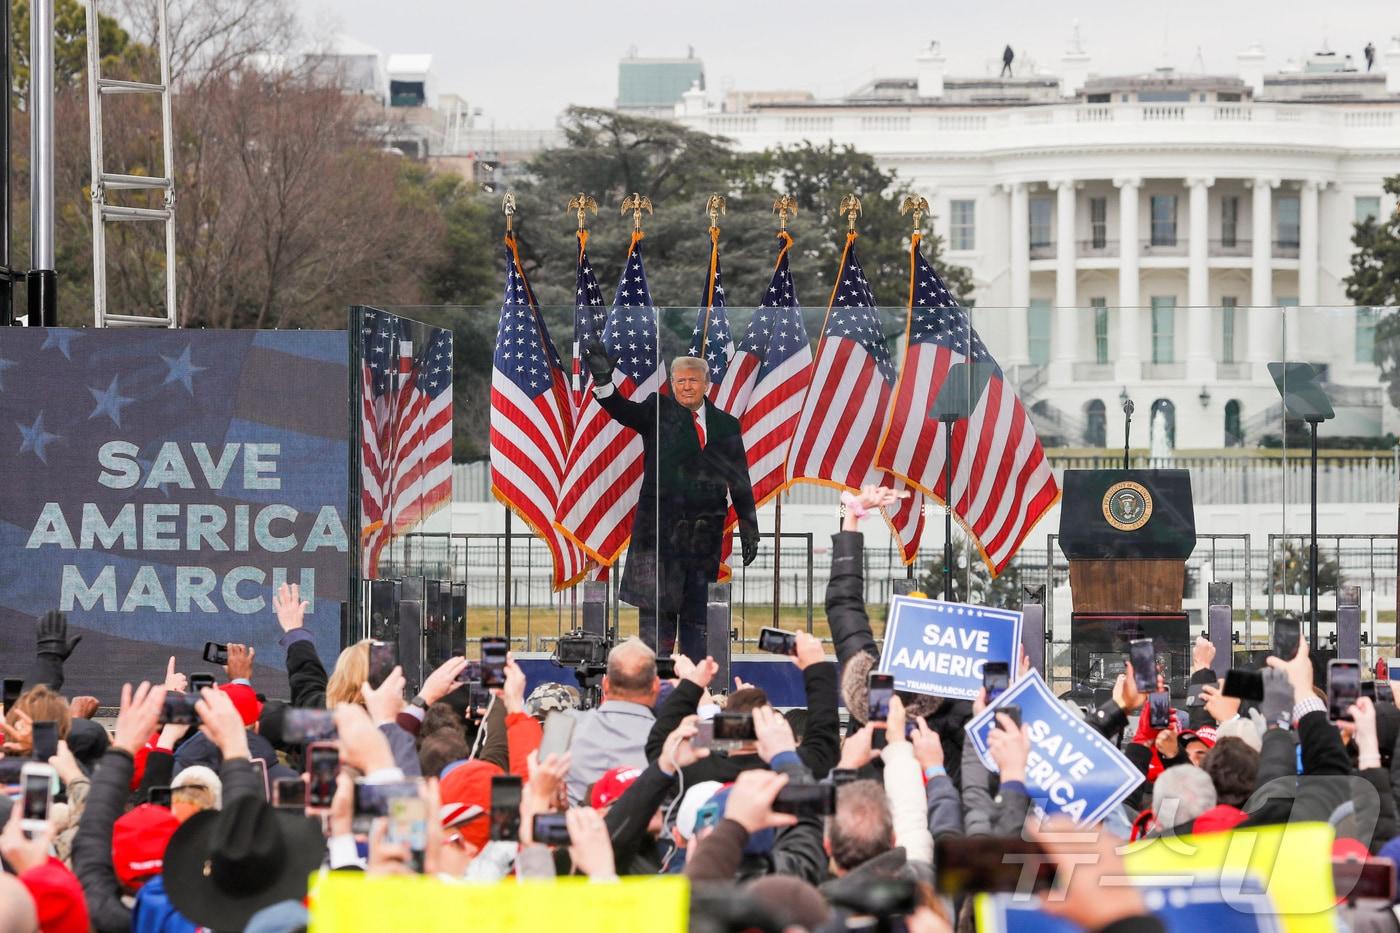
[0,484,1396,931]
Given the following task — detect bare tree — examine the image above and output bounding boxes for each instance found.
[173,70,442,329]
[115,0,296,85]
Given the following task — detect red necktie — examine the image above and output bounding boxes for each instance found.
[693,410,706,449]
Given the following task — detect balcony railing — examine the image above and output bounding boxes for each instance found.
[1077,239,1119,257]
[1141,240,1187,257]
[681,101,1400,160]
[1025,237,1316,261]
[1209,238,1252,257]
[1141,361,1185,379]
[1072,361,1115,381]
[1216,361,1251,380]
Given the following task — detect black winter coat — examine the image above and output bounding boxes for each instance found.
[596,390,757,614]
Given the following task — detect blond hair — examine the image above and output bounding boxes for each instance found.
[670,356,708,379]
[325,640,371,707]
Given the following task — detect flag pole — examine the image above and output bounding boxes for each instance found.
[501,193,517,646]
[771,195,797,628]
[702,194,725,347]
[835,193,862,537]
[899,195,931,585]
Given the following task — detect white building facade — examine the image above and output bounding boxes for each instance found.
[675,42,1400,450]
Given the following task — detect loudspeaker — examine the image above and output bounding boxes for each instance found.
[398,576,425,693]
[581,581,609,640]
[1020,585,1047,676]
[425,581,454,669]
[1207,582,1233,681]
[707,582,732,688]
[450,583,467,658]
[1337,585,1362,662]
[368,579,399,643]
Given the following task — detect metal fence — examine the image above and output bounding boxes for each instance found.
[453,454,1400,508]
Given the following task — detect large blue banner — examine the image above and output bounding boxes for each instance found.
[965,672,1143,825]
[0,329,349,700]
[877,596,1022,700]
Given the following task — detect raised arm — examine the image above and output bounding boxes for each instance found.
[586,341,653,431]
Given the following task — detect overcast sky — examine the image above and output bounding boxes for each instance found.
[295,0,1398,126]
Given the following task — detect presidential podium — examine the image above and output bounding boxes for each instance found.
[1058,470,1196,700]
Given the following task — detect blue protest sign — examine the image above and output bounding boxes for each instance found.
[977,873,1282,933]
[965,671,1143,825]
[877,596,1022,701]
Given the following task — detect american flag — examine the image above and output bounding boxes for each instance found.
[569,231,607,413]
[685,228,734,400]
[880,473,927,565]
[490,236,588,589]
[713,230,812,509]
[785,233,895,493]
[554,235,664,564]
[875,237,1059,574]
[359,309,454,577]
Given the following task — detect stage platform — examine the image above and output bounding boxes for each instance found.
[513,651,833,709]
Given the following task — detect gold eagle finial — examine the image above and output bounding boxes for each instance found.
[567,193,598,231]
[900,195,931,235]
[839,194,862,232]
[621,193,654,231]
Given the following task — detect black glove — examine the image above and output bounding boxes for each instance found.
[740,523,760,567]
[36,609,81,660]
[584,341,616,383]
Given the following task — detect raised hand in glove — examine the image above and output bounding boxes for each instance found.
[583,341,617,384]
[36,610,81,661]
[740,522,760,566]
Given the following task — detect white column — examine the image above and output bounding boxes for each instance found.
[1006,182,1030,366]
[1114,177,1141,383]
[1298,178,1321,307]
[1186,176,1214,381]
[1052,179,1078,381]
[1248,177,1279,372]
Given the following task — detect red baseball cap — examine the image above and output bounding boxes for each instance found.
[438,760,504,852]
[1181,725,1218,749]
[590,766,642,809]
[112,804,180,890]
[219,683,263,727]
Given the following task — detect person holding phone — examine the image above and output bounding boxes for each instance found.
[1230,639,1355,829]
[69,683,273,931]
[0,803,91,933]
[564,639,660,806]
[644,628,840,789]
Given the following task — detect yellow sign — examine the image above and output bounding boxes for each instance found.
[309,872,689,933]
[1102,480,1153,532]
[1122,821,1336,933]
[974,822,1336,933]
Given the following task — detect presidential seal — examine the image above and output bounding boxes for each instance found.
[1102,481,1152,532]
